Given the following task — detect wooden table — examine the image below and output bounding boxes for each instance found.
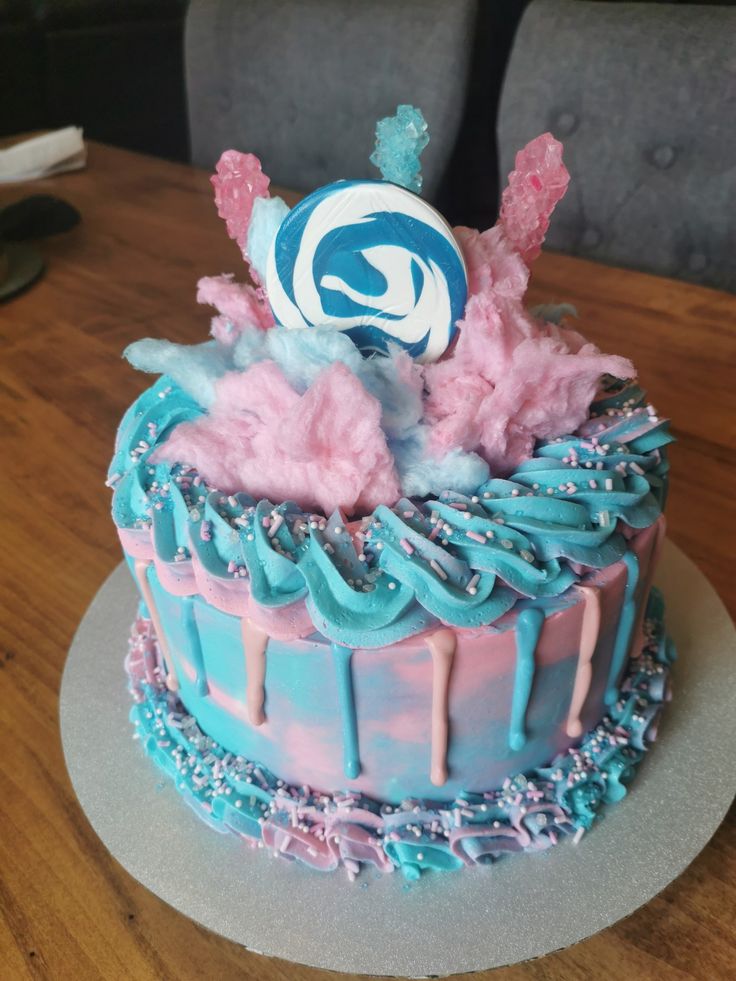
[1,141,734,981]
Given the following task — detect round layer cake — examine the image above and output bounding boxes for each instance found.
[109,118,675,878]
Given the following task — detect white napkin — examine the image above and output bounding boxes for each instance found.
[0,127,86,183]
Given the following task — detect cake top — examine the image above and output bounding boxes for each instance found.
[110,106,672,647]
[121,107,639,516]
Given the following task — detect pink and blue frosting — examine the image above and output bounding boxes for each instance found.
[110,111,675,880]
[125,589,674,880]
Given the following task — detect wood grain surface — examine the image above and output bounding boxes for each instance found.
[0,141,734,981]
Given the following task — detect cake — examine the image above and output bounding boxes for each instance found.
[109,107,675,880]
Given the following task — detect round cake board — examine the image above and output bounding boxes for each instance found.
[60,541,736,977]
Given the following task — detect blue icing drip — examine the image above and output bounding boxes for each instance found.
[182,596,208,696]
[331,645,360,780]
[509,608,545,751]
[605,552,639,705]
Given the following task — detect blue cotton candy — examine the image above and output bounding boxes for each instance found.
[392,425,490,498]
[370,105,429,194]
[358,347,422,439]
[265,327,363,393]
[246,195,290,282]
[231,325,269,372]
[124,338,231,408]
[530,303,578,324]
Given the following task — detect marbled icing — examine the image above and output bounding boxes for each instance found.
[124,521,662,804]
[126,588,674,879]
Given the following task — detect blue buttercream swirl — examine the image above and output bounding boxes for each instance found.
[109,378,672,645]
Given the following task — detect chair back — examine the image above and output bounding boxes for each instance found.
[186,0,477,200]
[499,0,736,291]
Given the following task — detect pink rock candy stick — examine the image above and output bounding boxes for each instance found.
[211,151,270,277]
[499,133,570,266]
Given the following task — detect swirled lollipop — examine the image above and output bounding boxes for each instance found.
[265,179,468,363]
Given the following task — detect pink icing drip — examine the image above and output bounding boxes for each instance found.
[241,619,268,726]
[565,585,602,738]
[134,559,179,692]
[426,628,457,786]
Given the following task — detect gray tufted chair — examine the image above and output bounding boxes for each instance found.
[498,0,736,292]
[185,0,477,202]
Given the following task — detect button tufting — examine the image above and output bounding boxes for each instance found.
[555,111,578,136]
[652,145,676,169]
[581,227,601,249]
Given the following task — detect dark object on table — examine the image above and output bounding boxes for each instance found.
[0,241,44,301]
[499,0,736,292]
[0,194,80,240]
[0,194,81,302]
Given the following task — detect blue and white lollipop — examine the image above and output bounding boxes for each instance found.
[265,179,467,363]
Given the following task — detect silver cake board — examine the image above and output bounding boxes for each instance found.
[60,540,736,978]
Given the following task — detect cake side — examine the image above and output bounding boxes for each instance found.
[108,113,675,878]
[125,583,674,879]
[124,517,662,803]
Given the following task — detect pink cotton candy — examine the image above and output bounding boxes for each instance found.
[453,225,529,302]
[151,360,401,515]
[425,290,634,474]
[424,134,634,475]
[211,151,270,267]
[473,333,633,473]
[197,274,274,344]
[499,133,569,266]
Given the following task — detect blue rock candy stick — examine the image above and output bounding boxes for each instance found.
[370,104,429,194]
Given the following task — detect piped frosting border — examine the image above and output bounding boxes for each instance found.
[110,378,671,648]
